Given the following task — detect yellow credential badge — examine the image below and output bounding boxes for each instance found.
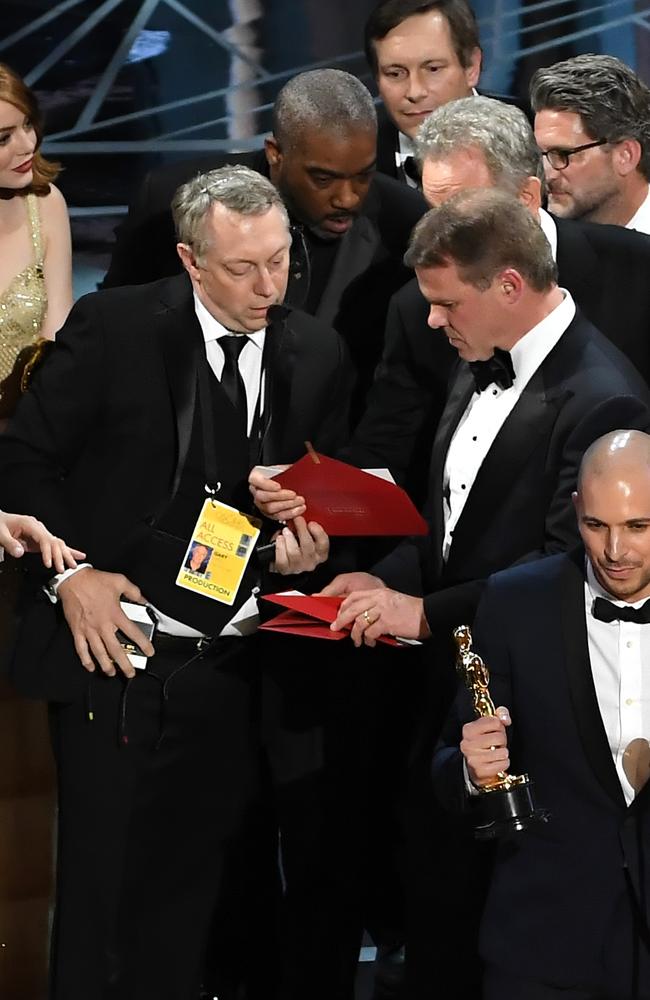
[176,499,261,606]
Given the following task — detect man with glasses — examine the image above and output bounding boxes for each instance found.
[531,54,650,233]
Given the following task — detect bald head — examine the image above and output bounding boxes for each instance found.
[578,430,650,491]
[575,430,650,602]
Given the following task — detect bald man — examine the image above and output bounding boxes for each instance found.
[434,429,650,999]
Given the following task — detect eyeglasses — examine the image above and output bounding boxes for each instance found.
[539,138,609,170]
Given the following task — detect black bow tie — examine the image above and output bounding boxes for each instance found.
[402,155,421,186]
[468,349,515,393]
[592,596,650,624]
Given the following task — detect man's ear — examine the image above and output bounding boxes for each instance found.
[265,136,282,177]
[465,46,482,90]
[177,243,200,281]
[612,138,643,177]
[518,175,543,214]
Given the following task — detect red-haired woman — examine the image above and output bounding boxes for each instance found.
[0,62,72,416]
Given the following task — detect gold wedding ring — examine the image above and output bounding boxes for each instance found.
[362,609,373,626]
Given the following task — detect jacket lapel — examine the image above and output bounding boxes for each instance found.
[157,276,205,498]
[425,362,474,579]
[447,368,565,561]
[316,215,380,326]
[258,304,298,464]
[560,549,627,809]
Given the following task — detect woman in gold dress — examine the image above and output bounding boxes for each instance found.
[0,65,74,999]
[0,62,72,418]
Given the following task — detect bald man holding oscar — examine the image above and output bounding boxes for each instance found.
[434,430,650,1000]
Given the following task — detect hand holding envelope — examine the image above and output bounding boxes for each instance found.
[251,450,428,537]
[259,591,420,647]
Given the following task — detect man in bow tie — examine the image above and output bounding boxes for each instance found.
[319,187,650,996]
[435,428,650,998]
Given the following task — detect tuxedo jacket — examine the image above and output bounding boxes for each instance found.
[347,216,650,494]
[0,274,352,700]
[101,148,426,418]
[433,550,650,992]
[375,92,532,181]
[372,311,650,634]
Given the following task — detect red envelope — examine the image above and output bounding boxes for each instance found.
[274,453,428,536]
[259,593,405,646]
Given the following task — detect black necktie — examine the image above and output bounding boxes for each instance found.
[219,335,248,436]
[469,348,515,393]
[402,156,421,186]
[592,596,650,624]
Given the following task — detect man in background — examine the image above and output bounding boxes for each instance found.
[531,54,650,232]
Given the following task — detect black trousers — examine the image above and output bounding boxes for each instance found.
[48,637,259,1000]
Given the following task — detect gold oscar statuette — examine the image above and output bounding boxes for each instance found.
[453,624,548,839]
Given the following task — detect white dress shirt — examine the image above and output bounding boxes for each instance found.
[585,560,650,806]
[538,207,558,261]
[442,290,576,560]
[626,184,650,235]
[193,291,266,435]
[152,294,266,638]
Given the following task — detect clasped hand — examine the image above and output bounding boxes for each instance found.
[460,708,512,787]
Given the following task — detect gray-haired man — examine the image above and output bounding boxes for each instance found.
[347,95,650,497]
[531,54,650,232]
[103,68,426,420]
[0,164,353,1000]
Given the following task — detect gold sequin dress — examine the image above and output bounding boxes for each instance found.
[0,193,47,381]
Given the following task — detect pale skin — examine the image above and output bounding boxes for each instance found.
[0,99,72,338]
[0,511,84,571]
[463,429,650,787]
[460,707,511,787]
[534,108,648,227]
[58,568,154,681]
[373,10,481,139]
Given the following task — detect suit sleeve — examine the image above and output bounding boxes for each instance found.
[432,576,514,815]
[0,295,107,566]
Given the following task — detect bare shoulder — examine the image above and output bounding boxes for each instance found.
[39,184,70,228]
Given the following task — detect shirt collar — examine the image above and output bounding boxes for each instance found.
[507,288,575,387]
[625,184,650,234]
[192,291,265,350]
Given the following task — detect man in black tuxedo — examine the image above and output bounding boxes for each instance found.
[364,0,528,186]
[347,95,650,503]
[317,189,650,998]
[102,68,426,421]
[0,165,352,1000]
[435,429,650,998]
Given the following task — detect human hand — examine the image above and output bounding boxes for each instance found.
[331,586,430,647]
[58,567,154,678]
[460,708,512,787]
[271,516,329,574]
[248,465,305,521]
[0,511,86,572]
[318,572,385,598]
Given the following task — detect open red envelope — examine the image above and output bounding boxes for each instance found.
[273,453,428,536]
[259,592,406,647]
